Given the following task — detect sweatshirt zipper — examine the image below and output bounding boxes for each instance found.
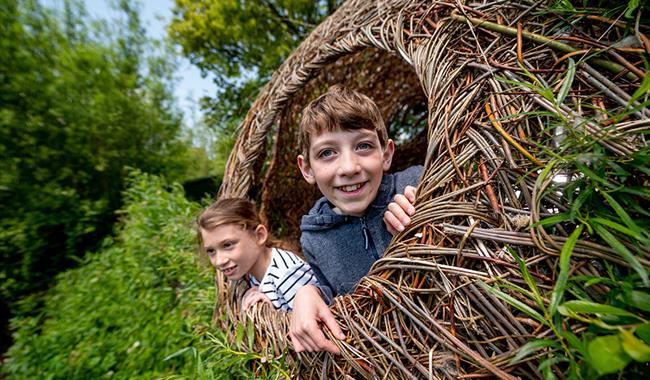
[361,217,369,250]
[360,217,379,259]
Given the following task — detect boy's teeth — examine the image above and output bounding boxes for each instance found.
[341,184,361,192]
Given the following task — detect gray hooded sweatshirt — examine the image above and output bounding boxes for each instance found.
[300,165,423,303]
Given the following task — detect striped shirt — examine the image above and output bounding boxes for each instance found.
[248,247,318,311]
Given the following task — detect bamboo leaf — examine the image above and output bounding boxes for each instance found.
[629,71,650,104]
[558,300,641,319]
[509,248,545,310]
[600,191,646,239]
[479,281,546,324]
[557,58,575,104]
[509,339,560,365]
[235,322,244,349]
[535,212,571,227]
[550,225,584,315]
[591,217,648,244]
[247,317,255,349]
[592,223,649,287]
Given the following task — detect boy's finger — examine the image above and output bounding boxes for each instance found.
[393,194,415,216]
[383,211,403,233]
[387,202,411,225]
[405,185,417,203]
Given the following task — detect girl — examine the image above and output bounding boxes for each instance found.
[197,198,318,311]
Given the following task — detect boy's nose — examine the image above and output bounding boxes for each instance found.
[338,151,360,175]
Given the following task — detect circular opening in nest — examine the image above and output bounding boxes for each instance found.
[258,47,428,247]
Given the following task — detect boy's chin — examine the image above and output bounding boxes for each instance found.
[332,203,368,217]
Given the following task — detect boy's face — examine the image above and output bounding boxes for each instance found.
[297,128,394,217]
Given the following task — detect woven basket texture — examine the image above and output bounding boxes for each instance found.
[214,1,649,378]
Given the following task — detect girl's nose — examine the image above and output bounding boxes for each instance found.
[211,253,227,268]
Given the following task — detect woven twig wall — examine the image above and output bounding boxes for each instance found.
[216,0,649,378]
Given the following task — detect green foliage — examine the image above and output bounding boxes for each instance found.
[484,32,650,377]
[0,0,208,307]
[169,0,339,169]
[3,171,216,379]
[169,0,336,87]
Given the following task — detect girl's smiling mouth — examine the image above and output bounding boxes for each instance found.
[221,266,237,276]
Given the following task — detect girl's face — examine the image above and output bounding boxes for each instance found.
[201,223,270,281]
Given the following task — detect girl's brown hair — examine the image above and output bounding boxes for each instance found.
[196,198,296,258]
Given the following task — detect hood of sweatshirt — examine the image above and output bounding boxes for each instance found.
[300,173,395,231]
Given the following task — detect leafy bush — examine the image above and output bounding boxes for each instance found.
[3,171,216,379]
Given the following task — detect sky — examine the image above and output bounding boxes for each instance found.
[82,0,216,126]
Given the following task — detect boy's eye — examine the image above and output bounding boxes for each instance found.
[318,149,335,158]
[356,142,372,150]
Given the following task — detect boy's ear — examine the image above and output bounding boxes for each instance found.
[254,224,268,245]
[297,154,316,185]
[382,139,395,171]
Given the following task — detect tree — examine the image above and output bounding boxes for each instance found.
[168,0,339,163]
[0,0,201,321]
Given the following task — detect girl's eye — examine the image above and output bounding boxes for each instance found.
[206,248,216,257]
[318,149,335,158]
[222,241,235,249]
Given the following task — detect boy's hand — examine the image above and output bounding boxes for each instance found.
[242,286,272,310]
[384,185,417,235]
[289,285,345,354]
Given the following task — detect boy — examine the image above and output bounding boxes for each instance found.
[291,84,423,353]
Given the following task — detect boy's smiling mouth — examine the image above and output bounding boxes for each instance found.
[337,182,366,193]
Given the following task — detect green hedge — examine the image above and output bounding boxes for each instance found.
[3,172,215,379]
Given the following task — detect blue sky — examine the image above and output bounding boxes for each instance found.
[81,0,216,125]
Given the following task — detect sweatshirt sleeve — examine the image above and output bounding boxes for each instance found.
[301,237,335,304]
[394,165,424,193]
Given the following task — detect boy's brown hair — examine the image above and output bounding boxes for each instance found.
[299,84,388,162]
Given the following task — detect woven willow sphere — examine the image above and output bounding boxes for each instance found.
[215,0,650,378]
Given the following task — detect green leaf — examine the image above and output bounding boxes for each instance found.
[247,317,255,349]
[558,300,641,319]
[636,324,650,344]
[509,339,559,365]
[539,355,567,380]
[591,217,649,245]
[510,248,545,310]
[626,290,650,313]
[592,223,649,287]
[163,346,194,361]
[629,70,649,103]
[600,191,645,239]
[235,322,244,348]
[625,0,641,18]
[621,330,650,362]
[550,224,583,316]
[535,212,571,227]
[570,187,593,220]
[557,58,575,104]
[479,281,546,324]
[588,334,631,375]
